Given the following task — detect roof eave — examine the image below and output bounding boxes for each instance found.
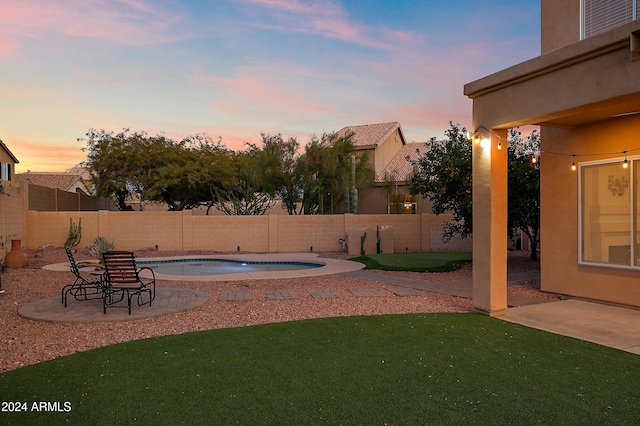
[0,139,19,163]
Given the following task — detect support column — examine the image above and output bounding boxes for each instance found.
[472,129,508,316]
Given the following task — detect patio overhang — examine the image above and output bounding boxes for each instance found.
[465,19,640,315]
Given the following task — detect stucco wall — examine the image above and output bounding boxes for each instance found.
[541,0,581,53]
[357,184,434,215]
[465,20,640,130]
[25,211,472,254]
[374,131,405,176]
[541,116,640,306]
[0,180,26,257]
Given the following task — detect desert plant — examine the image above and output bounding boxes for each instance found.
[65,218,82,247]
[88,236,115,263]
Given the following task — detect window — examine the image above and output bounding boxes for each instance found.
[582,0,638,39]
[579,157,640,268]
[0,162,11,181]
[388,194,416,214]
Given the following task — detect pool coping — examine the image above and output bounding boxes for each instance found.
[43,253,365,281]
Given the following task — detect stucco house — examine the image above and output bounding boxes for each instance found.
[0,138,19,182]
[465,0,640,313]
[335,121,431,214]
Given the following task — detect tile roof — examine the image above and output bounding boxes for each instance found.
[65,166,92,180]
[376,142,428,183]
[335,121,403,147]
[15,172,87,192]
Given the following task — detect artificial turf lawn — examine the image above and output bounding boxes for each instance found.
[1,313,639,425]
[350,251,473,272]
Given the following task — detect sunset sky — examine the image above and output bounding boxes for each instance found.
[0,0,540,172]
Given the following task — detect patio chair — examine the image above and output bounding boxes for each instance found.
[61,246,105,307]
[102,250,155,315]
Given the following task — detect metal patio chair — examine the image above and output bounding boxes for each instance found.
[102,250,156,315]
[61,246,105,307]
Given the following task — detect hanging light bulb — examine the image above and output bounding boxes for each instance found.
[623,151,629,169]
[531,156,538,164]
[497,140,502,150]
[571,155,576,171]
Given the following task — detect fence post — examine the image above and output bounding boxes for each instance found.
[421,213,430,252]
[268,214,278,253]
[182,210,193,250]
[98,210,109,243]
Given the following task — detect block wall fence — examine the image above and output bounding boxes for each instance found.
[25,210,472,253]
[0,180,471,256]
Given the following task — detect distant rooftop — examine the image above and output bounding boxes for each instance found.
[15,171,89,193]
[376,142,427,183]
[335,121,403,148]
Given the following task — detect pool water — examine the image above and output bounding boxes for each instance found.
[137,258,322,276]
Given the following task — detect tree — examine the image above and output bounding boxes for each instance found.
[213,146,277,215]
[508,129,540,260]
[185,135,237,215]
[409,122,541,261]
[81,129,235,211]
[81,128,143,210]
[296,132,373,214]
[258,133,302,215]
[409,122,473,241]
[81,127,375,216]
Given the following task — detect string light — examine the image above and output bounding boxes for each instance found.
[473,125,640,170]
[472,126,510,152]
[544,147,640,171]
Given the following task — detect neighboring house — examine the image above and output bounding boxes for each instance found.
[15,171,92,195]
[0,138,19,182]
[335,121,431,214]
[465,0,640,313]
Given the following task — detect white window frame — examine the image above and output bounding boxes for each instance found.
[581,0,639,39]
[578,156,639,270]
[0,162,10,181]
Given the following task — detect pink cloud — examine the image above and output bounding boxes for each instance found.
[243,0,343,16]
[75,69,121,87]
[0,35,18,56]
[0,0,189,56]
[196,70,309,113]
[240,0,420,51]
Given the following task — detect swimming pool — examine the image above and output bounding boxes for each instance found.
[137,258,322,276]
[44,252,365,282]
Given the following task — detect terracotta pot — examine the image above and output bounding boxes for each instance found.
[5,239,27,268]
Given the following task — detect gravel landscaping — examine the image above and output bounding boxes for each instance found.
[0,247,551,372]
